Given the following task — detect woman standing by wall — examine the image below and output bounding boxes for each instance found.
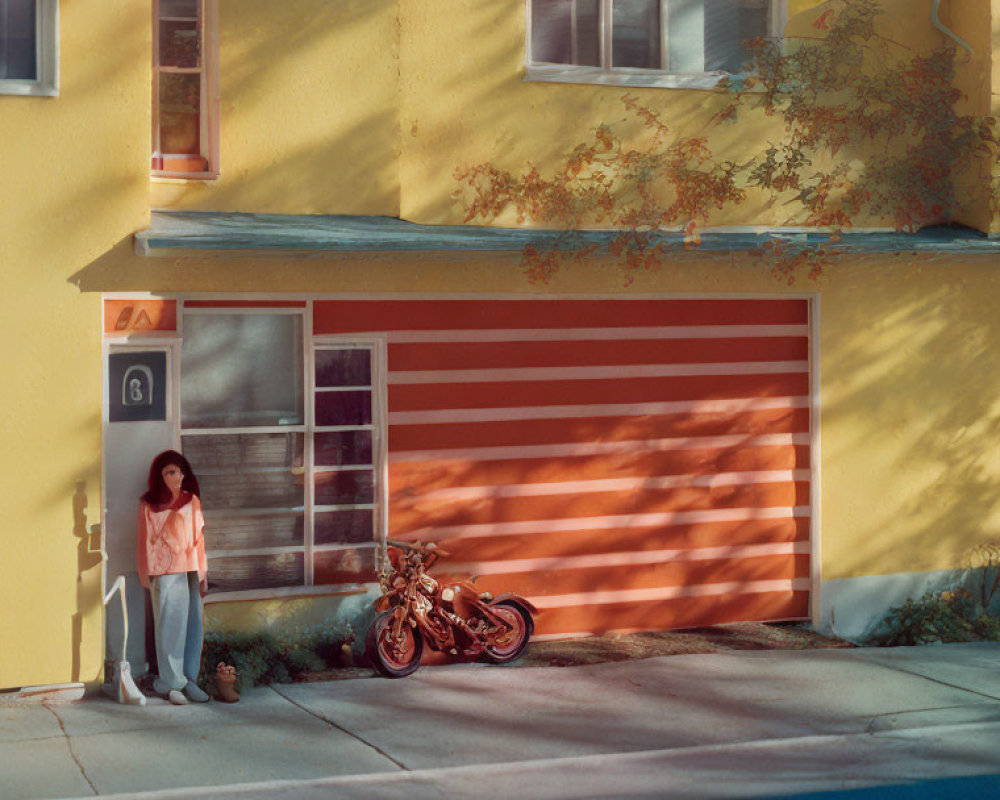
[138,450,209,704]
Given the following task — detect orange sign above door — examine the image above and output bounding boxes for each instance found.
[103,300,177,334]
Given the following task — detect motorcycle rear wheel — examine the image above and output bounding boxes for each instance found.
[367,611,424,678]
[480,600,533,664]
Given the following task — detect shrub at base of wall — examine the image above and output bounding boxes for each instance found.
[819,568,988,642]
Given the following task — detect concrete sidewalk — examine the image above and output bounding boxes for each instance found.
[1,643,998,799]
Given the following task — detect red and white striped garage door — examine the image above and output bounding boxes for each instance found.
[314,298,813,638]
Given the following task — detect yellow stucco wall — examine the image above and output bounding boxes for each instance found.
[149,0,401,216]
[147,1,994,233]
[4,0,1000,689]
[0,2,151,690]
[397,0,991,230]
[81,246,1000,591]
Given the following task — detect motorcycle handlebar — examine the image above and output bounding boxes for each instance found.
[386,539,451,560]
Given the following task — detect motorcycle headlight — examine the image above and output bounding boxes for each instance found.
[441,587,455,603]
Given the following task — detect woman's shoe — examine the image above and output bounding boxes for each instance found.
[183,681,210,703]
[166,689,188,705]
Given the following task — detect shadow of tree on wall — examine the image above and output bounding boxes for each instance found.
[59,0,1000,654]
[168,0,400,216]
[72,480,103,682]
[820,264,1000,581]
[450,0,999,284]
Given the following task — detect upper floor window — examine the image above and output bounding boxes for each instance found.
[0,0,58,96]
[152,0,219,178]
[527,0,785,90]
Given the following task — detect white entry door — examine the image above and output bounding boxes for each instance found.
[104,345,178,672]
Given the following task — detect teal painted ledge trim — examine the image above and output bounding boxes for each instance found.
[136,210,1000,256]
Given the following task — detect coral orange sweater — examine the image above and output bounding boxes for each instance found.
[137,493,207,588]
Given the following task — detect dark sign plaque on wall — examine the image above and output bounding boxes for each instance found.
[109,352,167,422]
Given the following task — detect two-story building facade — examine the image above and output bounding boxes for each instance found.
[3,0,1000,694]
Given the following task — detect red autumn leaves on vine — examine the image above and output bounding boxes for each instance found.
[454,0,999,284]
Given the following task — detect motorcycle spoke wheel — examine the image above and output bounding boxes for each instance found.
[366,612,423,678]
[480,601,533,664]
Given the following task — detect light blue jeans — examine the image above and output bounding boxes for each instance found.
[149,572,203,693]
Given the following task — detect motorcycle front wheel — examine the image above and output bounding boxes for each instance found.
[480,600,533,664]
[366,611,424,678]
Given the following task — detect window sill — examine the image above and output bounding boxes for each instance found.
[0,80,58,97]
[203,582,372,605]
[152,171,220,183]
[524,64,727,91]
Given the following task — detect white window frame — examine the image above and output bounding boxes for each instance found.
[0,0,58,97]
[178,304,387,603]
[525,0,787,90]
[310,338,388,590]
[151,0,219,180]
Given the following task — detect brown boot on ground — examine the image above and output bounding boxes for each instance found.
[215,662,240,703]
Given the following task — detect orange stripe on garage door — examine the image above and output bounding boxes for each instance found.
[389,482,810,534]
[389,408,811,452]
[443,554,811,599]
[387,336,809,371]
[531,590,810,637]
[388,446,810,493]
[435,518,810,562]
[389,373,810,412]
[314,298,808,333]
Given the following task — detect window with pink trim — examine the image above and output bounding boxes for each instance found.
[152,0,218,178]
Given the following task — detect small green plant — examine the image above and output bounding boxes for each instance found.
[200,628,347,692]
[878,588,1000,646]
[965,542,1000,612]
[200,634,286,692]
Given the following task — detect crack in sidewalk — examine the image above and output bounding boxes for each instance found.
[868,660,1000,703]
[267,684,410,771]
[43,702,98,796]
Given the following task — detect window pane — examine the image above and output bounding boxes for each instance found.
[315,349,371,387]
[704,0,768,73]
[315,509,374,546]
[204,513,304,552]
[666,0,705,72]
[314,547,377,585]
[159,0,199,18]
[315,390,371,426]
[208,553,305,593]
[315,430,373,466]
[531,0,599,66]
[612,0,660,69]
[182,314,304,428]
[0,0,37,80]
[315,471,375,505]
[159,72,201,155]
[182,433,305,510]
[160,20,200,69]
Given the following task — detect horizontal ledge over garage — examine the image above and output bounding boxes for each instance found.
[136,211,1000,257]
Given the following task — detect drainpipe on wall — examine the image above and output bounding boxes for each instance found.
[931,0,973,54]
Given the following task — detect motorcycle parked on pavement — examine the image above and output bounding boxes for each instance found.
[366,540,537,677]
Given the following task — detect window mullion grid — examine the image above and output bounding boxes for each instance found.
[770,0,787,38]
[152,0,162,165]
[312,341,379,586]
[33,0,41,81]
[600,0,612,71]
[196,0,208,168]
[305,301,315,587]
[179,307,308,590]
[569,0,578,67]
[659,0,668,71]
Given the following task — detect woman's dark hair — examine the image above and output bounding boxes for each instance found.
[141,450,200,508]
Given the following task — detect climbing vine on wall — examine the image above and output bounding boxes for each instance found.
[454,0,998,284]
